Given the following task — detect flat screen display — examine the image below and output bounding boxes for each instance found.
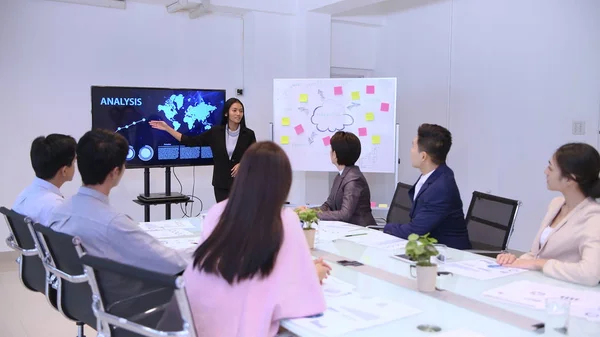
[91,86,225,168]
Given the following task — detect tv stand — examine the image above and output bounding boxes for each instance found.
[133,167,191,222]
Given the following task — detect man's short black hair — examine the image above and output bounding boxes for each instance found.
[77,129,129,185]
[417,123,452,165]
[330,131,361,166]
[30,134,77,180]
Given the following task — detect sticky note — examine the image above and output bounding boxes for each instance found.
[280,136,289,145]
[299,94,308,103]
[366,85,375,94]
[365,112,375,121]
[380,102,390,112]
[358,127,367,137]
[372,135,381,144]
[334,86,343,96]
[294,124,304,135]
[281,117,290,126]
[370,202,376,208]
[322,136,331,146]
[378,204,389,208]
[351,91,360,100]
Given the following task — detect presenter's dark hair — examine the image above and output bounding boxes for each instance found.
[330,131,361,166]
[30,134,77,180]
[193,141,291,284]
[554,143,600,198]
[77,129,129,185]
[417,123,452,165]
[220,98,247,129]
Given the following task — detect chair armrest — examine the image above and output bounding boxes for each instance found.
[366,225,385,231]
[5,235,38,256]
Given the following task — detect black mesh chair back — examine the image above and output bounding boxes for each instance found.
[78,251,196,337]
[386,182,413,224]
[466,191,521,252]
[31,223,96,328]
[0,207,49,295]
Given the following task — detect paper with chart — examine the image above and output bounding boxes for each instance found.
[318,221,370,242]
[145,228,195,239]
[290,276,421,336]
[341,230,407,251]
[442,259,527,280]
[139,219,195,231]
[273,78,397,173]
[158,238,198,250]
[483,280,600,321]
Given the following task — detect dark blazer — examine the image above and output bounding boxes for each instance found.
[318,166,377,227]
[383,163,471,250]
[180,125,256,189]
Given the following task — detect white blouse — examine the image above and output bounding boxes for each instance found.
[539,226,554,247]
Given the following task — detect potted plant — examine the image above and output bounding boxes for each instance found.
[405,233,439,292]
[295,208,319,249]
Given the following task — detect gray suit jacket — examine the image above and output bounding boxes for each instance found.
[318,166,376,227]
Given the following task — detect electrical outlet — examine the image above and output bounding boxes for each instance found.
[572,121,585,135]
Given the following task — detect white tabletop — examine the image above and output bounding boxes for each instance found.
[146,217,600,337]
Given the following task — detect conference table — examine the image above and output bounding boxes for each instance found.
[145,216,600,337]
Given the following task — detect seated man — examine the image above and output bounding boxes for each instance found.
[48,129,188,307]
[384,124,471,250]
[13,134,77,226]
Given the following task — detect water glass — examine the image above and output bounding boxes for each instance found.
[433,244,448,264]
[545,297,570,334]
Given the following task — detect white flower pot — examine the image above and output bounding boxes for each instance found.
[416,265,438,292]
[303,229,316,249]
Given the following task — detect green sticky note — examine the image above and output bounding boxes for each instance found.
[299,94,308,103]
[365,112,375,121]
[351,91,360,100]
[372,135,381,144]
[280,136,289,145]
[282,117,290,126]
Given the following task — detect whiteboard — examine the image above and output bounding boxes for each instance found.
[273,78,397,173]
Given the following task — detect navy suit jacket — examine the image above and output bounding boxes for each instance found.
[383,163,472,250]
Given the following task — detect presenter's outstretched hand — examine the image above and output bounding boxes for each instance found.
[149,120,172,132]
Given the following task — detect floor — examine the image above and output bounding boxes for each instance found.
[0,251,91,337]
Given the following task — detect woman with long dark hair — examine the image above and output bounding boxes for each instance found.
[497,143,600,286]
[183,141,326,336]
[150,98,256,202]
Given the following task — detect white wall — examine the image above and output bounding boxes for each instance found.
[0,0,244,251]
[331,21,379,70]
[375,0,600,251]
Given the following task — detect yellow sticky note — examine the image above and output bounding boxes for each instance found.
[378,204,388,208]
[280,136,289,145]
[351,91,360,100]
[365,112,374,121]
[299,94,308,103]
[372,135,380,144]
[282,117,290,126]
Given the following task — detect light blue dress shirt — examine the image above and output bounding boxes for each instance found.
[48,186,187,274]
[12,177,64,226]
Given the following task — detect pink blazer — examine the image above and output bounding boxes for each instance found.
[183,201,326,336]
[520,197,600,286]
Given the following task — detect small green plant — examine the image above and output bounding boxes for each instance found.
[405,233,439,267]
[295,208,319,230]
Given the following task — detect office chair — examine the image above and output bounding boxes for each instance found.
[31,223,95,337]
[369,182,413,230]
[77,250,197,337]
[465,191,521,257]
[0,207,55,305]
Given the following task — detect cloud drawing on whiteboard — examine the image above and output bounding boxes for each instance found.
[310,100,354,132]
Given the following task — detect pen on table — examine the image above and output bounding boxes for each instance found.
[345,233,368,238]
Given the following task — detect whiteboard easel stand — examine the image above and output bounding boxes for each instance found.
[269,122,400,211]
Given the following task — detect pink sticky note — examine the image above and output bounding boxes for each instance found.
[381,102,390,112]
[370,202,376,208]
[358,127,367,137]
[366,85,375,94]
[322,136,331,146]
[334,86,343,96]
[294,124,304,135]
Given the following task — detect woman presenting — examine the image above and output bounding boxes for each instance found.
[150,98,256,202]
